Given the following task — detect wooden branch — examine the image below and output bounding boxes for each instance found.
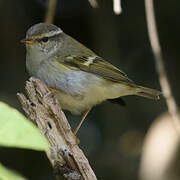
[88,0,123,14]
[144,0,180,135]
[88,0,99,8]
[17,77,97,180]
[45,0,57,24]
[113,0,122,15]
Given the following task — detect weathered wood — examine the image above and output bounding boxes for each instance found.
[17,77,97,180]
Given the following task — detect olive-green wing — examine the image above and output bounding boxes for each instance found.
[58,55,134,84]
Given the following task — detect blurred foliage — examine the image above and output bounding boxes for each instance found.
[0,101,49,150]
[0,163,27,180]
[0,101,49,179]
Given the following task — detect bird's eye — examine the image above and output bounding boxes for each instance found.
[41,37,49,42]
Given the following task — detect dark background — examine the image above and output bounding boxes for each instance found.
[0,0,179,179]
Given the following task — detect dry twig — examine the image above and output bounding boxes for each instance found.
[17,77,97,180]
[88,0,122,14]
[45,0,57,24]
[88,0,99,8]
[144,0,180,134]
[113,0,122,15]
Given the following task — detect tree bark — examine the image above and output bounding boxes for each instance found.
[17,77,97,180]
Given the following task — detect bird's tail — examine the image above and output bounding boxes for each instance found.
[136,86,161,100]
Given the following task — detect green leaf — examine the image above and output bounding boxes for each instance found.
[0,102,49,151]
[0,163,28,180]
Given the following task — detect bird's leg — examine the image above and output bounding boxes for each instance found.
[50,87,91,136]
[74,107,92,136]
[49,87,59,94]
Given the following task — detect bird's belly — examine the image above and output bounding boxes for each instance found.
[55,92,96,114]
[55,78,134,114]
[55,77,110,114]
[37,61,134,114]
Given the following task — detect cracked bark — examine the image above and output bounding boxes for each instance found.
[17,77,97,180]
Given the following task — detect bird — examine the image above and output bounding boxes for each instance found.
[21,23,161,135]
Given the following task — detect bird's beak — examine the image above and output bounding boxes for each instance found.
[21,38,35,45]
